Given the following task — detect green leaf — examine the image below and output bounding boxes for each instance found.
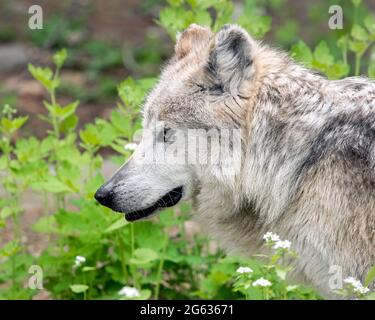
[28,64,58,92]
[31,176,72,194]
[337,35,349,52]
[130,248,159,265]
[290,41,313,67]
[60,114,78,133]
[0,240,21,258]
[97,121,118,146]
[0,207,13,219]
[313,41,334,67]
[364,15,375,34]
[326,61,350,79]
[1,116,28,134]
[44,101,79,121]
[70,284,89,293]
[82,266,96,272]
[105,217,129,233]
[238,14,271,38]
[286,285,299,292]
[351,0,362,8]
[365,265,375,286]
[351,25,368,42]
[56,101,79,120]
[117,77,156,108]
[134,222,165,251]
[194,10,212,27]
[110,110,133,137]
[53,48,68,68]
[40,135,55,153]
[80,124,101,147]
[349,40,368,55]
[158,7,194,38]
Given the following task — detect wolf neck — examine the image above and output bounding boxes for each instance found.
[242,46,327,224]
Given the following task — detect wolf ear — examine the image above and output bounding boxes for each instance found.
[206,25,254,93]
[175,24,212,59]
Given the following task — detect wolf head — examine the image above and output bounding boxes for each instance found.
[95,24,257,221]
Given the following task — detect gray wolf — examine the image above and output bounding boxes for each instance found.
[95,24,375,295]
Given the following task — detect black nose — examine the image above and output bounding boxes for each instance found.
[94,186,113,207]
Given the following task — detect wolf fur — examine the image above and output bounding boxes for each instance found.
[96,24,375,296]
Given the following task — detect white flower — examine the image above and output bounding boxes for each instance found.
[124,143,138,151]
[354,286,370,294]
[343,277,360,286]
[118,286,140,298]
[236,267,253,274]
[263,232,280,243]
[343,277,370,295]
[273,240,292,250]
[74,255,86,267]
[253,277,272,287]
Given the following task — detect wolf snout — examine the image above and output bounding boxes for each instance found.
[94,185,114,208]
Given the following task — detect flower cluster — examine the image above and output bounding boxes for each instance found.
[118,286,140,298]
[343,277,370,295]
[263,232,280,242]
[235,265,272,291]
[273,240,291,250]
[263,232,292,250]
[74,255,86,267]
[253,277,272,287]
[236,267,253,274]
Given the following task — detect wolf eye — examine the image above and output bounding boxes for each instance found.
[209,83,224,95]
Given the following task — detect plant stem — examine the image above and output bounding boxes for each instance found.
[3,136,23,294]
[355,54,362,76]
[128,223,140,289]
[117,232,129,283]
[154,235,169,300]
[50,66,61,139]
[342,49,347,66]
[130,223,135,256]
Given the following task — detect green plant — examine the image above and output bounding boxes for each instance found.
[0,48,226,300]
[291,0,375,79]
[158,0,271,40]
[1,0,375,301]
[0,104,34,299]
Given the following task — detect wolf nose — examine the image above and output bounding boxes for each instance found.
[94,186,113,207]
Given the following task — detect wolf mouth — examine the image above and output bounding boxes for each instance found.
[124,186,183,222]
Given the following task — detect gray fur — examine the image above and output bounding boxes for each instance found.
[97,24,375,296]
